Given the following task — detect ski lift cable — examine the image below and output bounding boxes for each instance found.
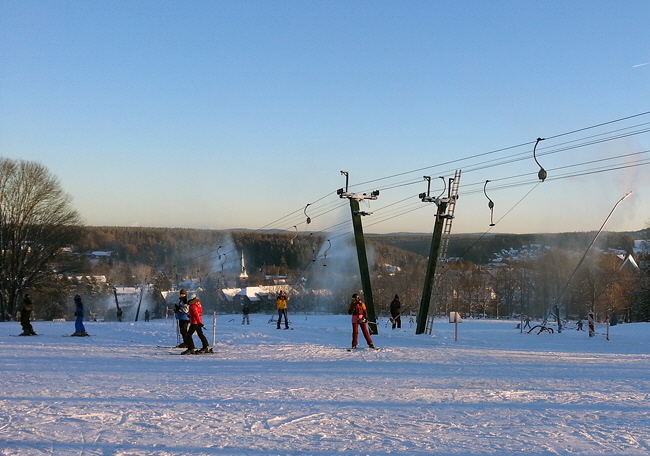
[381,159,647,252]
[460,156,650,198]
[363,203,431,230]
[543,111,650,141]
[245,114,650,236]
[179,112,650,268]
[347,116,650,196]
[323,194,423,238]
[290,257,317,290]
[352,126,650,198]
[180,154,650,269]
[243,114,650,239]
[274,201,349,235]
[457,148,650,196]
[456,132,650,179]
[272,198,348,233]
[367,151,650,226]
[346,111,650,190]
[253,190,338,233]
[294,155,650,246]
[436,127,650,191]
[354,154,648,243]
[432,181,543,278]
[182,163,647,285]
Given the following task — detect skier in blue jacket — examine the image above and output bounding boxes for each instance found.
[175,289,190,347]
[72,295,88,336]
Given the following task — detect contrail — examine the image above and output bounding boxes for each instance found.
[633,62,650,68]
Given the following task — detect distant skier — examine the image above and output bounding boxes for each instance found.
[181,294,211,354]
[276,290,290,329]
[144,309,150,322]
[523,315,531,329]
[389,294,401,330]
[175,289,190,348]
[72,295,88,336]
[348,294,374,350]
[577,319,583,331]
[242,302,250,325]
[19,294,37,336]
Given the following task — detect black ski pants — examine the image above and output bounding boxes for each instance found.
[185,323,209,350]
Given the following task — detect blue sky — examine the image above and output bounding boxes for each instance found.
[2,1,649,237]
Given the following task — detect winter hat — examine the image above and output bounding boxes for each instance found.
[189,293,197,300]
[179,289,187,295]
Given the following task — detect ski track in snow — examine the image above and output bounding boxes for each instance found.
[1,316,649,455]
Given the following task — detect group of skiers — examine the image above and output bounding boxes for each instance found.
[15,293,89,337]
[174,288,387,351]
[15,287,400,352]
[174,289,213,355]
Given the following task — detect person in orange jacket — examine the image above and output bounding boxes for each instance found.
[181,294,211,354]
[347,294,374,350]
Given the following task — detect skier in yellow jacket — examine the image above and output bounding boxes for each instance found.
[276,290,290,329]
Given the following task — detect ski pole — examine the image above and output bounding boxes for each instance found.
[212,311,216,346]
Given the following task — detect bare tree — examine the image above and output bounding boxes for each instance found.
[491,266,519,317]
[0,158,82,318]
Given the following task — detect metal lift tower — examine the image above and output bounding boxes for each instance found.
[416,171,461,335]
[337,171,380,335]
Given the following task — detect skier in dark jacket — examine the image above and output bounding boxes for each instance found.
[19,294,37,336]
[72,295,88,336]
[175,289,190,348]
[242,302,250,325]
[389,294,401,330]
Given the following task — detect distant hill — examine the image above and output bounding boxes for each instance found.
[74,226,647,272]
[369,230,645,264]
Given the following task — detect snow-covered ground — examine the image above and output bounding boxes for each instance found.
[1,314,648,456]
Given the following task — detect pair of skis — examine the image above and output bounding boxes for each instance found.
[346,346,380,352]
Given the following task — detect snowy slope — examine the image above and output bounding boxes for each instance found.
[1,315,649,456]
